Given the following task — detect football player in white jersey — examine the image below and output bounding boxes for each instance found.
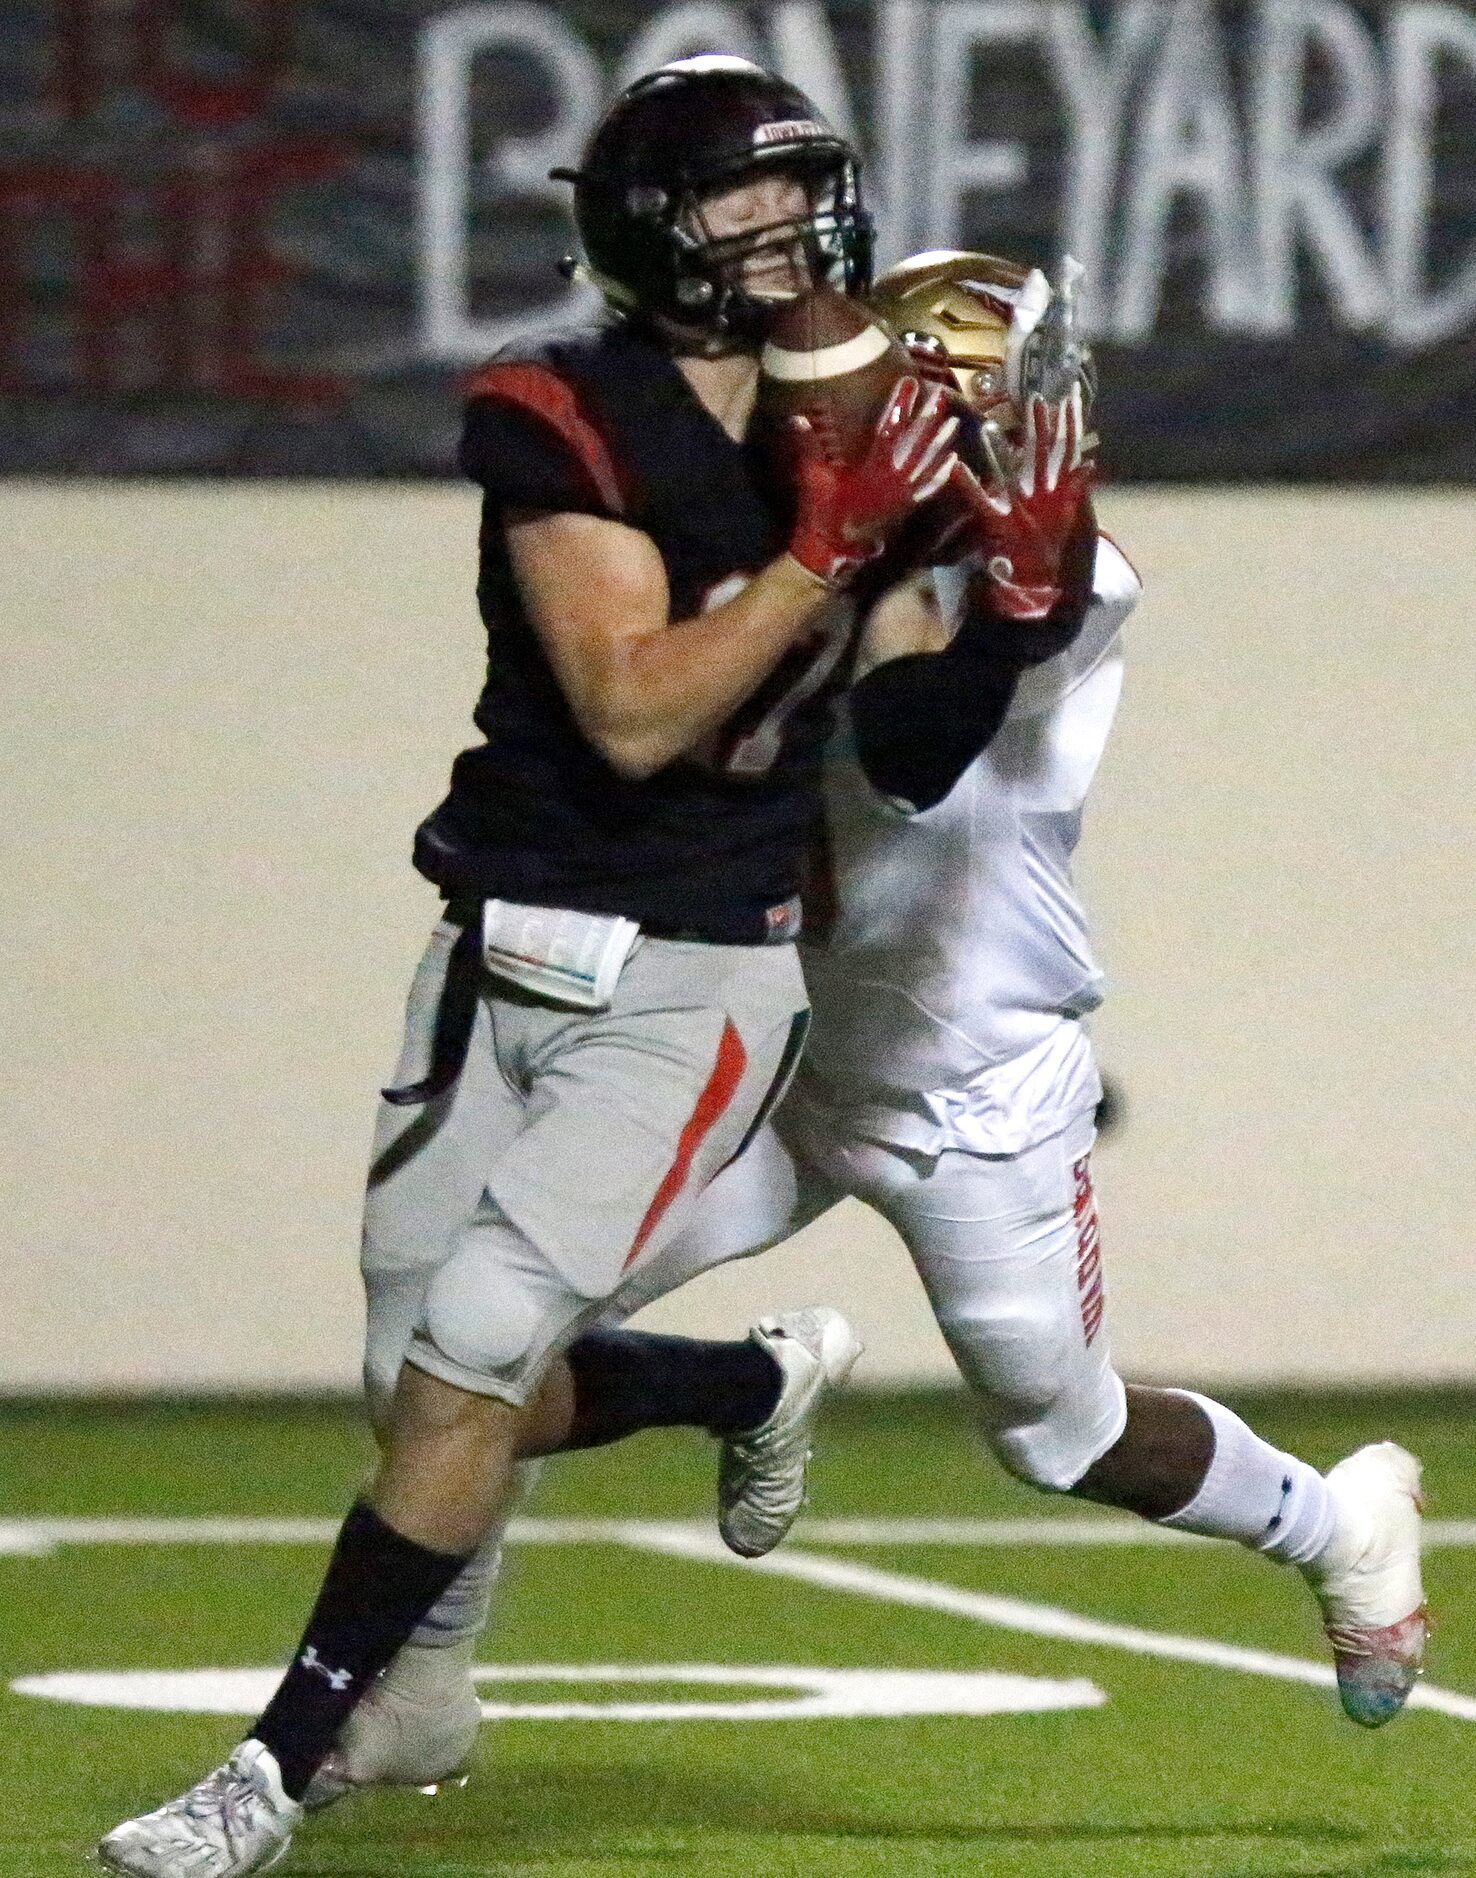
[652,252,1425,1731]
[302,256,1427,1808]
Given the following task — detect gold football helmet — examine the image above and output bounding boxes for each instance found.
[867,249,1096,436]
[866,249,1027,424]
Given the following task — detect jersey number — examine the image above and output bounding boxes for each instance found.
[700,575,853,778]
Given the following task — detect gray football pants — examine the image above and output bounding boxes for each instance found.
[361,920,808,1419]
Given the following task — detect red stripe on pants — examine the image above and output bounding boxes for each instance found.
[625,1018,748,1267]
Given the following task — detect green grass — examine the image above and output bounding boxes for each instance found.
[3,1391,1472,1878]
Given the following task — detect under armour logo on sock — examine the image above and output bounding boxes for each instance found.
[1265,1473,1295,1535]
[299,1645,353,1693]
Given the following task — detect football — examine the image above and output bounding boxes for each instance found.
[757,284,915,464]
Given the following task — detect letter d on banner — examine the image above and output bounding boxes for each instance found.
[1384,2,1476,348]
[418,4,602,362]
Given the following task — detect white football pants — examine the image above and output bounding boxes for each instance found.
[631,1090,1127,1490]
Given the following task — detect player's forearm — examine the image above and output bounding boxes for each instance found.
[851,527,1099,812]
[581,553,832,778]
[850,616,1021,814]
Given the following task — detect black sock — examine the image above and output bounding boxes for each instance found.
[563,1327,783,1448]
[251,1500,469,1800]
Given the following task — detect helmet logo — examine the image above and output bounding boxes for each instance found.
[936,306,1005,333]
[753,119,827,147]
[956,283,1020,320]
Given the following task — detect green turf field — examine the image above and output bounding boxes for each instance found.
[3,1390,1472,1878]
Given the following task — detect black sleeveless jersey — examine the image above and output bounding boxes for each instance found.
[413,320,855,943]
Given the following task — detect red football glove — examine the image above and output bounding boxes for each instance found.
[787,377,960,590]
[951,385,1094,621]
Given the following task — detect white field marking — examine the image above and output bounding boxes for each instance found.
[9,1663,1105,1724]
[6,1515,1473,1720]
[7,1514,1476,1553]
[0,1526,56,1556]
[615,1527,1476,1725]
[0,1517,342,1556]
[800,1517,1476,1549]
[801,1518,1201,1547]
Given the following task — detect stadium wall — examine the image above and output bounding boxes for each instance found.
[4,482,1471,1394]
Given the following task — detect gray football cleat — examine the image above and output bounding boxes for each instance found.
[718,1307,863,1559]
[302,1642,481,1812]
[1303,1441,1429,1727]
[96,1740,301,1877]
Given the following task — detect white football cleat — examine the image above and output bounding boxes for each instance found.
[96,1740,302,1877]
[302,1641,481,1812]
[1302,1442,1429,1727]
[718,1307,863,1559]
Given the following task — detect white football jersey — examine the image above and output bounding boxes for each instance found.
[798,536,1141,1156]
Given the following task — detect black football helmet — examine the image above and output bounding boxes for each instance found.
[552,56,874,343]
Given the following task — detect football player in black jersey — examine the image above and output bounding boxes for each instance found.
[98,57,962,1877]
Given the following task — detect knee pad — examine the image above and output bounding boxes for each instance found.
[988,1416,1108,1495]
[362,1265,434,1436]
[419,1255,551,1394]
[937,1298,1122,1492]
[414,1210,582,1401]
[939,1299,1073,1418]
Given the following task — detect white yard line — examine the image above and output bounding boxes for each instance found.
[4,1511,1473,1721]
[805,1517,1476,1548]
[0,1527,56,1556]
[12,1663,1107,1723]
[614,1525,1476,1724]
[6,1514,1476,1550]
[0,1517,343,1550]
[803,1517,1203,1546]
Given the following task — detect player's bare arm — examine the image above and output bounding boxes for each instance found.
[505,508,834,779]
[853,572,949,676]
[507,367,960,779]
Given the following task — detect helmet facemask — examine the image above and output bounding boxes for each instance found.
[669,156,873,339]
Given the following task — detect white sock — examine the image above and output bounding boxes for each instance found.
[408,1538,503,1650]
[380,1630,476,1698]
[1158,1392,1335,1568]
[408,1458,542,1650]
